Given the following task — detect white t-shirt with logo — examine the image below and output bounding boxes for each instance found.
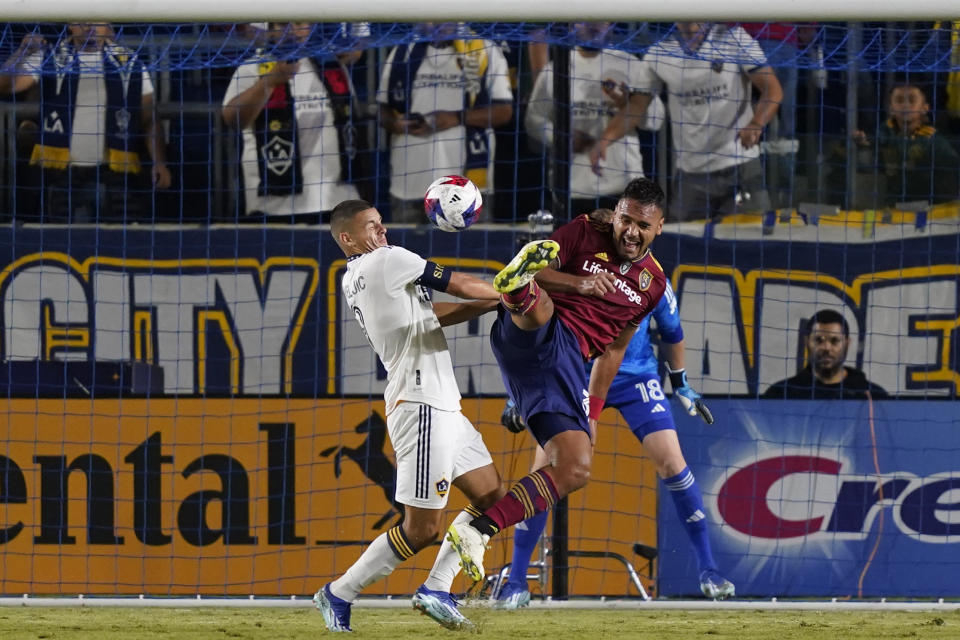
[223,57,360,216]
[24,49,153,167]
[341,246,461,415]
[526,48,666,198]
[377,42,513,201]
[636,25,766,174]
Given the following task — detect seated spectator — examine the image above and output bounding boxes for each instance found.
[763,309,888,399]
[827,80,960,207]
[525,22,665,215]
[0,23,170,223]
[378,23,513,222]
[591,22,782,222]
[222,22,368,223]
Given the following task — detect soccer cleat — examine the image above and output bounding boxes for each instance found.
[412,585,473,630]
[494,582,531,610]
[699,569,735,600]
[446,522,489,582]
[493,240,560,294]
[314,583,353,632]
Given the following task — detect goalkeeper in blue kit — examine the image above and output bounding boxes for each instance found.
[497,218,733,604]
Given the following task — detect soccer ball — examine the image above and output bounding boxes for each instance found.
[424,175,483,232]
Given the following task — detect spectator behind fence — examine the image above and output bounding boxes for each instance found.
[378,23,513,223]
[826,80,960,207]
[763,309,888,400]
[591,22,782,222]
[489,38,545,222]
[0,23,170,223]
[525,22,666,215]
[737,22,824,208]
[222,22,370,224]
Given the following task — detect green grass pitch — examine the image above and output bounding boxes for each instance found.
[0,606,957,639]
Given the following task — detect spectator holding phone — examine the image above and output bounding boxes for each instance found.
[378,23,513,222]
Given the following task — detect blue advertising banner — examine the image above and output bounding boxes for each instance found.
[0,226,956,397]
[657,399,960,598]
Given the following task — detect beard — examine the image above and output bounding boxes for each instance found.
[812,357,843,380]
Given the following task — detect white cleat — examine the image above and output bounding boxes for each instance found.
[493,240,560,294]
[446,522,489,582]
[699,570,735,600]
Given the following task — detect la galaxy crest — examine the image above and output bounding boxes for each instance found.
[435,477,450,497]
[711,60,724,73]
[638,268,653,291]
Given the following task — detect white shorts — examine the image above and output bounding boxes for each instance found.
[388,402,494,509]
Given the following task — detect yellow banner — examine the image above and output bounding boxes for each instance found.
[0,399,655,597]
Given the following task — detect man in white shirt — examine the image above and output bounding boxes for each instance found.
[223,23,366,223]
[591,23,783,222]
[0,23,170,222]
[314,199,504,632]
[378,23,513,222]
[526,22,665,215]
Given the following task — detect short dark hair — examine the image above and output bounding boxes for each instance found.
[621,177,665,211]
[587,207,615,224]
[808,309,849,337]
[888,75,931,97]
[330,199,374,235]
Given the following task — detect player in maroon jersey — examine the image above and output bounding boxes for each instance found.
[447,177,667,582]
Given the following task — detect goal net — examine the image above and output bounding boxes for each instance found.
[0,20,957,599]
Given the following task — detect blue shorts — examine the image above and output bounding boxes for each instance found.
[605,372,676,441]
[490,307,590,447]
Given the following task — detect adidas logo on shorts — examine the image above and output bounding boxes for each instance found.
[651,403,666,413]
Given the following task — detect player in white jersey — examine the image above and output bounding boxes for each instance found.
[314,199,505,632]
[590,23,782,221]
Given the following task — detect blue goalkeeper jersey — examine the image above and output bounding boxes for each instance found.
[588,280,683,378]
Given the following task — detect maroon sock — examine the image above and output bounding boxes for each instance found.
[500,282,540,316]
[470,469,559,536]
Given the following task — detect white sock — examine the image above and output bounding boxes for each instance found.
[330,527,411,601]
[422,509,474,593]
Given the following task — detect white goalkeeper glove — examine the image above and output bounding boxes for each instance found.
[667,366,714,425]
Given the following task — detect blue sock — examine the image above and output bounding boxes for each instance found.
[506,510,548,589]
[663,467,716,574]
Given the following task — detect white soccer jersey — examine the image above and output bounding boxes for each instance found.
[223,57,360,216]
[377,41,513,201]
[526,48,665,199]
[23,49,153,167]
[636,25,767,174]
[341,246,461,415]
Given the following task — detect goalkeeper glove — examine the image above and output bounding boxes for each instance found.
[500,399,527,434]
[667,366,714,425]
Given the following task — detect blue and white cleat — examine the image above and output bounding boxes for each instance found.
[493,582,531,610]
[493,240,560,293]
[314,583,353,632]
[412,585,473,630]
[699,569,735,600]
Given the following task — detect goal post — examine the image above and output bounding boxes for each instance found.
[2,2,959,21]
[0,16,957,601]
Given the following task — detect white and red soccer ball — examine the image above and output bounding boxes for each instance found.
[424,175,483,232]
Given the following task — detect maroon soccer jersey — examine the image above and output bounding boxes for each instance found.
[548,214,667,360]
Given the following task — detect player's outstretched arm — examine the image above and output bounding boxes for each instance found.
[446,271,500,301]
[586,324,637,440]
[433,300,499,327]
[534,267,617,297]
